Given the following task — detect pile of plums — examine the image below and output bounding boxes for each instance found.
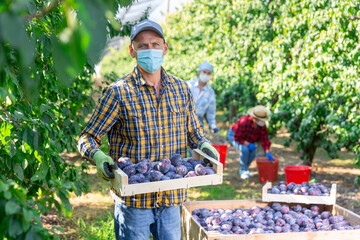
[267,181,332,196]
[191,202,360,235]
[116,154,216,184]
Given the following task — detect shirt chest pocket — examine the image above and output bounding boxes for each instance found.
[168,102,187,126]
[121,100,144,128]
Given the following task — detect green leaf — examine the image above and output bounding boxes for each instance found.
[9,217,23,237]
[5,201,21,215]
[40,104,51,114]
[78,0,108,66]
[0,13,27,47]
[51,27,87,86]
[14,163,24,181]
[22,208,33,223]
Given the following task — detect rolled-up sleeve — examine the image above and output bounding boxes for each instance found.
[77,86,119,162]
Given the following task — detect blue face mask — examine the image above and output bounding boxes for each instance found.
[134,48,164,73]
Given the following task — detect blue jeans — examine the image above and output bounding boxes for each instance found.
[114,200,181,240]
[227,128,256,173]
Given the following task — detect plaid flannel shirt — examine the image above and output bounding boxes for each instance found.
[78,67,208,208]
[232,115,271,151]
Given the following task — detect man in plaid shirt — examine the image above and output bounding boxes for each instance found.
[77,19,219,240]
[227,105,274,179]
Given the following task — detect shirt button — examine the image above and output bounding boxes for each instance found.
[158,110,161,113]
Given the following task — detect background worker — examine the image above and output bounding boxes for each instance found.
[78,19,219,240]
[187,62,218,133]
[227,105,274,179]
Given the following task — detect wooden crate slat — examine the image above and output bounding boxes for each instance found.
[110,149,223,196]
[262,182,337,205]
[181,200,360,240]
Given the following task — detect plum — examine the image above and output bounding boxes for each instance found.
[183,162,194,172]
[194,164,207,175]
[192,209,200,216]
[139,158,152,170]
[159,158,171,174]
[117,156,132,169]
[123,165,136,176]
[173,174,183,179]
[184,171,197,178]
[150,171,164,181]
[165,171,176,179]
[205,166,216,175]
[321,211,331,219]
[293,204,302,212]
[170,154,184,166]
[281,205,290,214]
[175,165,188,176]
[135,161,148,174]
[128,173,145,184]
[160,175,171,181]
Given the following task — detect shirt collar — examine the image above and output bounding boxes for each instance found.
[133,66,171,87]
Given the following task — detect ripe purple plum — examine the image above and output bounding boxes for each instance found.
[139,158,152,171]
[170,154,184,166]
[160,175,170,181]
[183,162,194,172]
[175,165,188,176]
[194,164,207,176]
[159,158,171,174]
[165,171,176,179]
[150,171,164,181]
[205,166,216,175]
[135,162,148,174]
[117,157,133,169]
[173,174,183,179]
[128,173,145,184]
[185,171,197,178]
[123,165,136,176]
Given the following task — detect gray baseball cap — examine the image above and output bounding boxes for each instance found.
[130,19,165,41]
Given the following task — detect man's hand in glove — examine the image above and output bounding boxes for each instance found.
[266,152,274,162]
[247,143,256,151]
[93,151,117,181]
[200,142,220,161]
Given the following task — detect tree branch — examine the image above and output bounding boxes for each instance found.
[25,0,62,21]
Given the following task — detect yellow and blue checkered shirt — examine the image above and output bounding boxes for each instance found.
[78,67,208,208]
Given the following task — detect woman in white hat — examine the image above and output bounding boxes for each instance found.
[227,105,274,179]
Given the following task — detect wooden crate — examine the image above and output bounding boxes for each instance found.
[181,199,360,240]
[109,149,223,196]
[262,182,337,205]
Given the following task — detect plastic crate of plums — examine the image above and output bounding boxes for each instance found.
[262,181,337,205]
[181,199,360,240]
[110,149,223,196]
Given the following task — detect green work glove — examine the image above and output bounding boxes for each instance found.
[200,142,220,161]
[93,151,117,181]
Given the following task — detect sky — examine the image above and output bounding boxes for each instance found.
[117,0,193,24]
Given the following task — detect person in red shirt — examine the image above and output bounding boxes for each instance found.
[227,105,274,179]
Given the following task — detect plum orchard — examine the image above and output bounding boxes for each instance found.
[163,1,360,171]
[0,0,135,239]
[192,202,360,235]
[116,154,216,184]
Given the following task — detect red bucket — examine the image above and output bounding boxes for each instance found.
[284,165,311,184]
[256,158,279,183]
[212,144,227,169]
